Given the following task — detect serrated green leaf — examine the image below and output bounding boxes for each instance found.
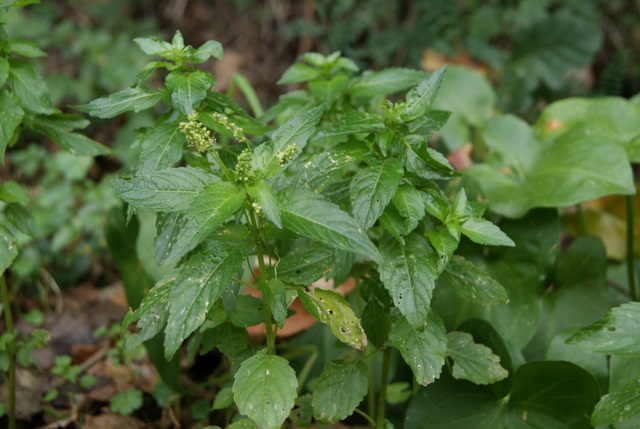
[276,243,334,285]
[278,149,357,194]
[0,225,18,274]
[4,203,34,235]
[8,59,56,114]
[0,181,29,203]
[252,105,324,179]
[309,74,349,104]
[390,309,446,386]
[460,217,515,247]
[277,63,323,84]
[112,167,215,211]
[137,122,186,174]
[229,294,264,327]
[208,322,250,359]
[164,241,248,359]
[154,212,194,265]
[446,331,508,385]
[166,70,216,114]
[278,188,381,263]
[33,125,110,156]
[312,360,368,423]
[392,185,426,234]
[399,66,447,122]
[8,39,46,58]
[124,276,174,347]
[379,204,407,245]
[262,279,288,329]
[566,302,640,355]
[134,36,173,56]
[232,350,298,429]
[426,225,458,273]
[110,389,143,415]
[212,386,234,410]
[323,112,385,137]
[591,377,640,426]
[191,40,223,63]
[298,288,367,350]
[349,158,404,229]
[75,87,164,118]
[404,139,459,180]
[247,180,281,228]
[347,68,427,96]
[379,235,438,328]
[440,256,508,305]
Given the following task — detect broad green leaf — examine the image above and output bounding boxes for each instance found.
[0,58,10,85]
[379,235,438,328]
[510,14,602,90]
[204,322,250,359]
[8,39,46,58]
[309,74,349,104]
[347,68,427,96]
[392,185,426,234]
[592,378,640,427]
[405,361,600,429]
[277,63,322,84]
[324,112,384,137]
[535,97,640,163]
[111,166,214,211]
[399,66,447,122]
[278,188,381,263]
[0,92,24,162]
[186,181,247,248]
[247,180,281,228]
[440,256,508,305]
[446,332,508,385]
[134,61,169,84]
[252,105,324,179]
[349,158,403,229]
[164,241,248,359]
[379,204,408,245]
[0,181,29,203]
[566,302,640,355]
[276,243,334,285]
[33,126,110,156]
[136,122,186,174]
[229,295,264,327]
[0,225,18,274]
[460,217,515,247]
[166,70,216,114]
[124,276,174,347]
[227,419,257,429]
[312,360,368,423]
[298,288,367,350]
[134,36,173,56]
[279,149,357,194]
[361,299,390,348]
[7,59,57,114]
[466,114,634,218]
[389,309,447,386]
[75,87,165,118]
[403,139,459,180]
[5,203,34,235]
[426,225,458,273]
[154,212,195,265]
[232,350,298,429]
[191,40,223,62]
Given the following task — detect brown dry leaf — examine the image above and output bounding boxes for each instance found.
[446,142,473,171]
[83,412,147,429]
[422,48,489,75]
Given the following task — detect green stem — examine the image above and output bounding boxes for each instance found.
[375,347,391,428]
[230,74,264,118]
[627,195,637,301]
[354,408,376,427]
[246,209,276,354]
[0,275,16,429]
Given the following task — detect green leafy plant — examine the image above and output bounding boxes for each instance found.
[77,31,522,428]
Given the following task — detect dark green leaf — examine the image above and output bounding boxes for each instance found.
[312,360,368,423]
[75,87,165,118]
[166,71,216,114]
[0,58,10,86]
[164,241,248,359]
[0,92,23,160]
[124,276,174,348]
[592,376,640,426]
[298,288,367,350]
[277,243,334,285]
[392,185,426,234]
[4,203,34,235]
[389,309,447,386]
[404,139,459,180]
[361,299,390,348]
[426,226,458,273]
[262,279,288,328]
[0,225,17,274]
[399,66,447,122]
[0,181,29,204]
[232,350,298,429]
[309,74,349,104]
[7,59,56,114]
[349,158,404,229]
[229,294,264,327]
[324,112,385,137]
[33,125,110,156]
[278,188,381,263]
[112,167,215,211]
[136,122,186,174]
[379,235,438,328]
[247,180,282,228]
[440,256,508,305]
[446,331,508,385]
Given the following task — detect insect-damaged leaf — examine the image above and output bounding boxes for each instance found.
[298,288,367,350]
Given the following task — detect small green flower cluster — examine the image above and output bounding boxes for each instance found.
[212,112,248,143]
[235,148,256,184]
[179,113,215,153]
[277,144,298,167]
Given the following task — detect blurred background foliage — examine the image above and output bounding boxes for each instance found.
[2,0,640,290]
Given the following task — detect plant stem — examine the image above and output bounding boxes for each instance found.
[627,195,637,301]
[0,275,16,429]
[375,347,391,428]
